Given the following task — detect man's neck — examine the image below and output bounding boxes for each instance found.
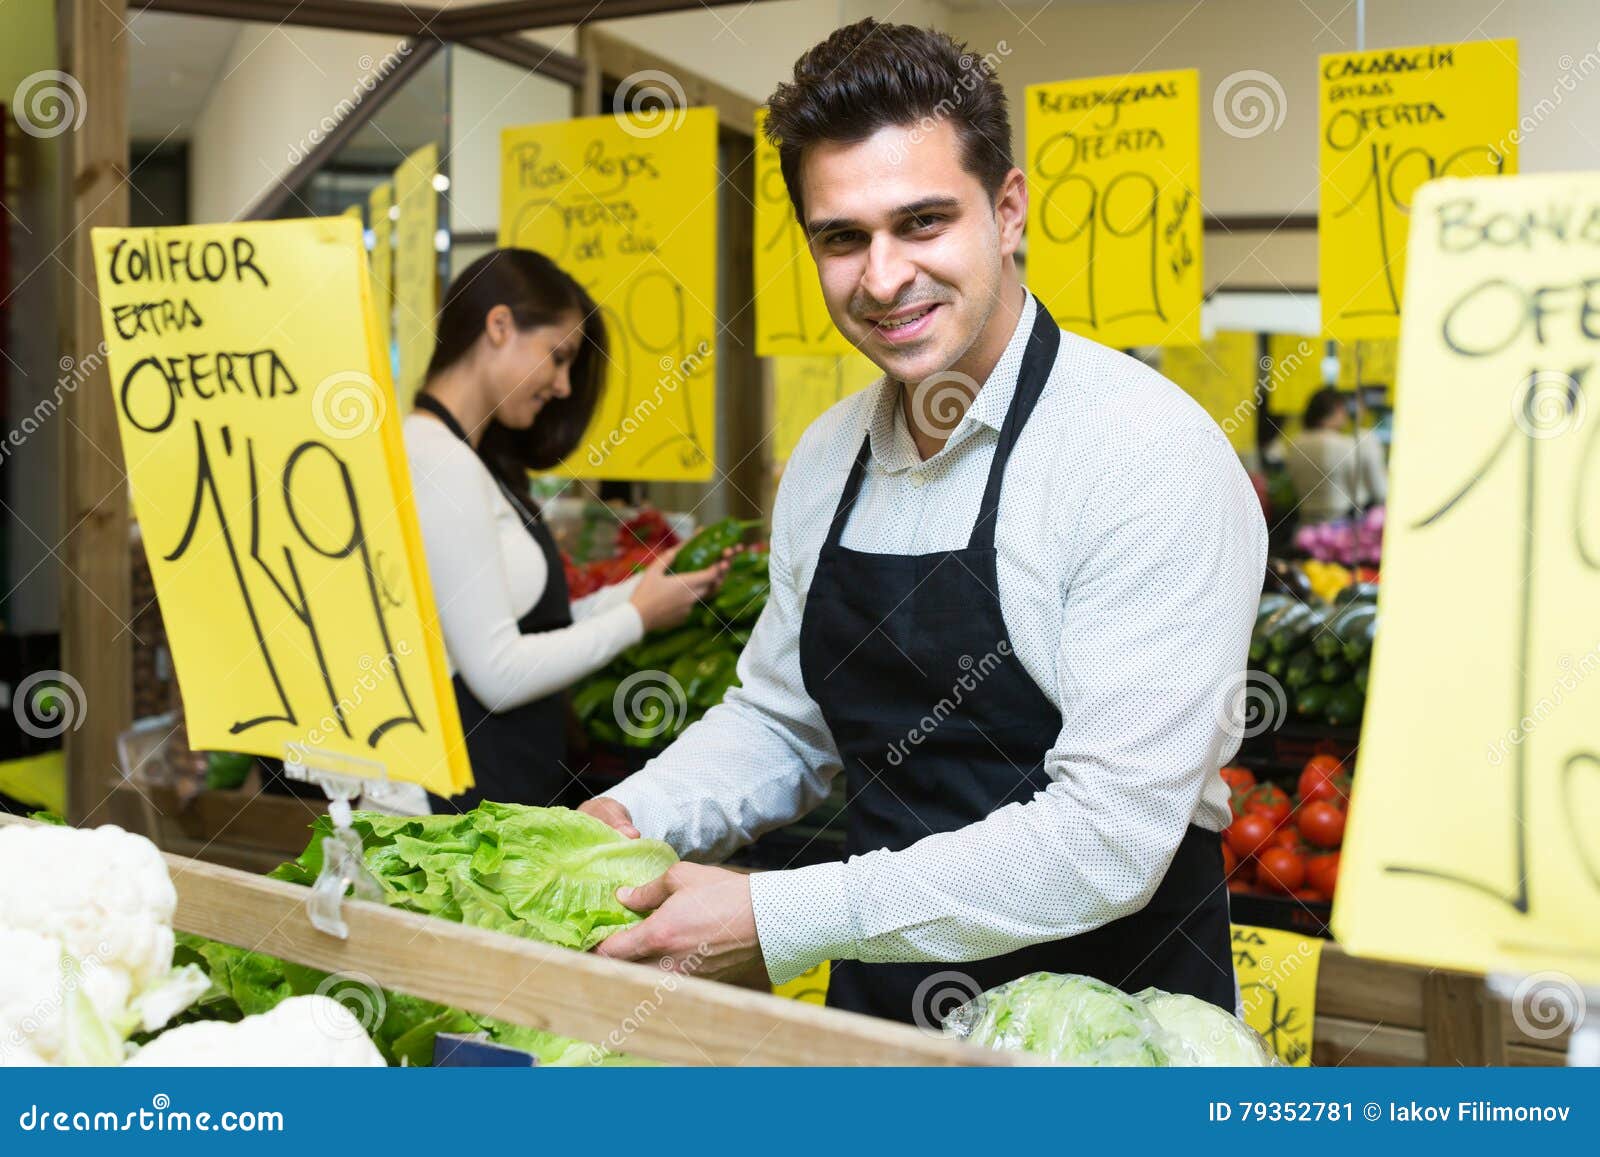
[899,278,1026,461]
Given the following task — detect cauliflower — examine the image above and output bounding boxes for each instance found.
[128,995,386,1067]
[0,824,208,1064]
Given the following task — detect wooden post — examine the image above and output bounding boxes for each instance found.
[56,0,132,825]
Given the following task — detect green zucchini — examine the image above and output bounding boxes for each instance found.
[1353,663,1369,695]
[1341,608,1380,663]
[1319,657,1350,684]
[1284,648,1321,689]
[1270,604,1327,656]
[1294,682,1337,718]
[1324,683,1365,727]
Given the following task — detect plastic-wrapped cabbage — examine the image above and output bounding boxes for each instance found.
[1136,988,1279,1066]
[942,972,1177,1066]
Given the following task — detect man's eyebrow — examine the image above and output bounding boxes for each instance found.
[803,196,963,239]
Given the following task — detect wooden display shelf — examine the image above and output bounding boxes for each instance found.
[0,813,1003,1067]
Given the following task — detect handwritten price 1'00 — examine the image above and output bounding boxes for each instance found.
[1326,138,1505,324]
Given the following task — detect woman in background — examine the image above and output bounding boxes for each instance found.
[1280,387,1388,525]
[406,248,725,812]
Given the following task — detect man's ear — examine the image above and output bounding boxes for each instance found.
[994,167,1028,257]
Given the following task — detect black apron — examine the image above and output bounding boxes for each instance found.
[798,298,1235,1023]
[414,394,575,813]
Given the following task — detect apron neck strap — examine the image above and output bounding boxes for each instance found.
[413,392,545,536]
[968,296,1060,552]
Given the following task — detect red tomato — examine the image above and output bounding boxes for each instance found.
[1307,852,1341,895]
[1227,877,1255,895]
[1226,813,1275,858]
[1220,765,1256,794]
[1299,801,1347,849]
[1297,754,1345,801]
[1269,823,1301,851]
[1222,842,1239,877]
[1243,783,1292,827]
[1256,847,1306,893]
[1293,887,1329,904]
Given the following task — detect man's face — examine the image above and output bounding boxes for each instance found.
[799,120,1020,385]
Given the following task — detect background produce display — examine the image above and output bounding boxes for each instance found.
[1251,570,1377,732]
[572,517,770,751]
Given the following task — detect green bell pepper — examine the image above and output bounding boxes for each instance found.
[670,518,762,573]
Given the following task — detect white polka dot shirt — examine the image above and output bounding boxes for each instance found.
[607,291,1269,985]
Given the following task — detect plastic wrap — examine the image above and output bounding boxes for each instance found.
[942,972,1178,1067]
[1136,987,1281,1066]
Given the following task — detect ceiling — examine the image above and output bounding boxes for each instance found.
[126,11,240,143]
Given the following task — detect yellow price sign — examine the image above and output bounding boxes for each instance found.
[500,110,719,482]
[368,181,394,357]
[771,353,881,463]
[1319,40,1518,341]
[771,960,829,1006]
[1337,337,1398,395]
[393,144,439,408]
[754,109,853,357]
[1263,333,1325,419]
[1162,331,1259,454]
[91,218,470,798]
[1333,174,1600,983]
[1025,69,1202,348]
[1231,924,1324,1067]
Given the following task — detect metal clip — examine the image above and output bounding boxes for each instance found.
[283,745,387,939]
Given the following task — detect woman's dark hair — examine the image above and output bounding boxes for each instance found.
[421,247,607,482]
[763,18,1013,223]
[1303,387,1351,430]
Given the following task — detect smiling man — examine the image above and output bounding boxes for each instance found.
[582,19,1267,1024]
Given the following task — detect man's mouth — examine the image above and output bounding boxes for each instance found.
[869,303,941,341]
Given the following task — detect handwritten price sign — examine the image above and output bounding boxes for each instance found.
[1026,69,1202,348]
[770,353,881,463]
[1162,331,1259,454]
[499,110,718,482]
[92,218,470,797]
[1318,40,1518,341]
[1232,924,1324,1067]
[754,109,854,358]
[1333,175,1600,983]
[393,143,438,408]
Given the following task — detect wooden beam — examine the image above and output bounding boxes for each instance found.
[134,0,447,36]
[1423,971,1506,1065]
[0,817,1006,1066]
[583,26,758,129]
[57,0,132,825]
[242,37,443,221]
[458,34,588,91]
[440,0,785,41]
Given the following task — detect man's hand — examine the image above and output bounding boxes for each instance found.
[593,862,761,979]
[578,796,640,839]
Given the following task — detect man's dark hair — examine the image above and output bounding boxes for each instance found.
[763,19,1013,223]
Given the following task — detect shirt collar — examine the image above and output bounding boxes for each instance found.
[866,290,1037,473]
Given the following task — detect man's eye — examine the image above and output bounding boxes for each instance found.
[907,214,943,231]
[822,231,862,246]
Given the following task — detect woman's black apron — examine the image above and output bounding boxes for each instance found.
[414,394,574,812]
[797,298,1235,1024]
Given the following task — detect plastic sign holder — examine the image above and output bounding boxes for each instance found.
[282,744,387,938]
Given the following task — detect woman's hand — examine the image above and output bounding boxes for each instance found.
[628,545,729,632]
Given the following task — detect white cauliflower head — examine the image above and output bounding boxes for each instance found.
[128,995,386,1067]
[0,824,208,1064]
